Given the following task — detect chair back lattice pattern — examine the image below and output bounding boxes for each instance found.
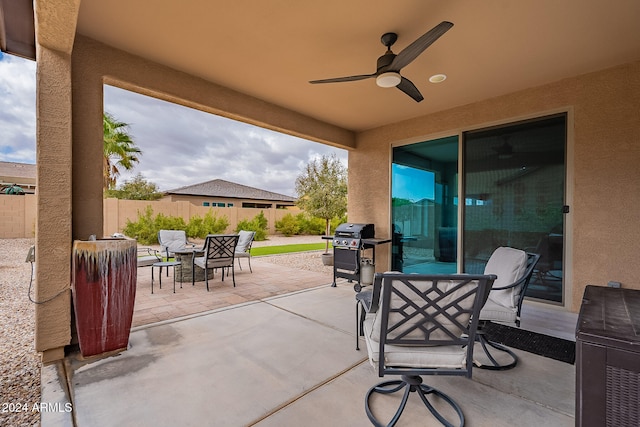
[374,274,494,376]
[203,234,239,266]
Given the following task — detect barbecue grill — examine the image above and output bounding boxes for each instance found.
[329,223,390,291]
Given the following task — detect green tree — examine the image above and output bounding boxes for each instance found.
[295,154,347,253]
[103,112,141,190]
[105,173,163,200]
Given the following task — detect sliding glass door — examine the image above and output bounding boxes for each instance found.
[390,114,567,303]
[391,136,458,274]
[463,114,566,302]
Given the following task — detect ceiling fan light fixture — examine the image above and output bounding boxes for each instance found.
[376,72,401,88]
[429,74,447,83]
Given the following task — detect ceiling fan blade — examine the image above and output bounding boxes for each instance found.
[396,77,424,102]
[309,74,376,84]
[390,21,454,71]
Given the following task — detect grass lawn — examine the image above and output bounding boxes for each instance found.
[251,242,331,256]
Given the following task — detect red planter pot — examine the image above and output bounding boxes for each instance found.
[72,239,137,357]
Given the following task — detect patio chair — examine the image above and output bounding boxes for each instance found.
[136,247,162,268]
[362,272,495,427]
[235,230,256,273]
[192,234,239,291]
[158,229,196,260]
[475,247,540,370]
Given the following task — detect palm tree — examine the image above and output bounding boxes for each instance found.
[103,112,141,190]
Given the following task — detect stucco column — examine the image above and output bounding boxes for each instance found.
[35,46,73,362]
[71,41,105,240]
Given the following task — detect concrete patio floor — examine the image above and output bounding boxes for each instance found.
[41,257,577,426]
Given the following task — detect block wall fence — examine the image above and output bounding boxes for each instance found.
[0,196,296,239]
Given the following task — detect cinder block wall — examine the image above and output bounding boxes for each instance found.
[0,195,36,238]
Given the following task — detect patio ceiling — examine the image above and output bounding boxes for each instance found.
[72,0,640,132]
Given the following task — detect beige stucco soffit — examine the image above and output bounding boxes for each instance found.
[34,0,80,55]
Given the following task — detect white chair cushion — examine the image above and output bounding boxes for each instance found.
[363,314,467,369]
[194,256,232,269]
[159,230,189,253]
[236,230,253,253]
[479,298,518,323]
[483,247,527,309]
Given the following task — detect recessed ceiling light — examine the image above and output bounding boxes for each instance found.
[429,74,447,83]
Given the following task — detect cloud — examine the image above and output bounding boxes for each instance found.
[104,85,347,196]
[0,53,36,163]
[0,54,346,197]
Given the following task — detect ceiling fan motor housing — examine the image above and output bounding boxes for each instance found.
[377,52,396,72]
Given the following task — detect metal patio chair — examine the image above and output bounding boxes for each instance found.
[192,234,239,291]
[158,229,196,260]
[475,247,540,370]
[362,272,495,426]
[235,230,256,273]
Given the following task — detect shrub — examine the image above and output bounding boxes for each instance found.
[186,210,229,238]
[123,206,160,244]
[274,212,346,236]
[123,206,229,244]
[236,211,268,241]
[296,213,325,235]
[275,213,301,236]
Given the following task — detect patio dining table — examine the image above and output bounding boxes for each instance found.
[172,248,213,283]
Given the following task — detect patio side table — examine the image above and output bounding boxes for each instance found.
[151,261,181,294]
[575,285,640,427]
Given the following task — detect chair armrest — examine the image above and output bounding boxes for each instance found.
[138,247,161,259]
[490,252,540,291]
[357,273,384,314]
[137,247,161,267]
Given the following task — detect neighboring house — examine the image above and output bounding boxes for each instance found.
[162,179,296,209]
[0,161,36,194]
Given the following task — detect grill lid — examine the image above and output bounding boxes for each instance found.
[334,223,374,239]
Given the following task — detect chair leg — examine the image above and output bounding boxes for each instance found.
[365,375,464,427]
[356,301,360,350]
[237,258,243,271]
[474,330,518,371]
[231,265,236,287]
[247,257,252,273]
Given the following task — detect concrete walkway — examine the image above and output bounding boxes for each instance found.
[42,281,575,426]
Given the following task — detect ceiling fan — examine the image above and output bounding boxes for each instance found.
[309,21,453,102]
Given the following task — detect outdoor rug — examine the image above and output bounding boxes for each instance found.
[483,321,576,364]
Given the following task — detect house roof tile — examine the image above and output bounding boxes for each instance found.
[166,179,296,202]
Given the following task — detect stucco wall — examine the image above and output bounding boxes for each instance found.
[351,60,640,312]
[0,194,36,237]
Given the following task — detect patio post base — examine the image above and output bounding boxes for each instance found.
[365,375,464,427]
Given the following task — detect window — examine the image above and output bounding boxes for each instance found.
[203,202,210,207]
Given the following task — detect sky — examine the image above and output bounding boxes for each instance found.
[0,52,346,197]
